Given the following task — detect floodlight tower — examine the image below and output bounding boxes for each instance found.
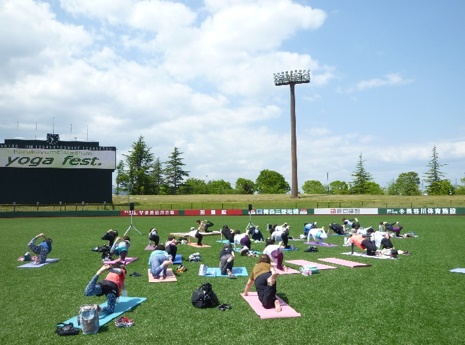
[273,70,310,198]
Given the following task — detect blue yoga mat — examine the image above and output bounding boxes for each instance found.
[173,254,182,264]
[18,258,59,268]
[62,296,147,328]
[233,248,262,255]
[205,267,248,277]
[216,239,230,244]
[282,246,299,251]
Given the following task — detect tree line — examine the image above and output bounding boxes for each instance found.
[116,137,465,196]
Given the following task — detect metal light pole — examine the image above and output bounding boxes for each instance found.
[273,70,310,198]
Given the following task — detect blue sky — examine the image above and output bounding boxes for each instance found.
[1,0,464,190]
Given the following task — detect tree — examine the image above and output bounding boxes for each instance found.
[350,153,373,194]
[180,178,207,194]
[163,147,190,195]
[123,136,154,195]
[115,160,129,195]
[150,158,164,195]
[423,145,446,195]
[235,178,255,194]
[208,180,234,194]
[329,180,350,195]
[387,172,421,196]
[302,180,326,194]
[455,177,465,195]
[255,170,290,194]
[364,181,384,195]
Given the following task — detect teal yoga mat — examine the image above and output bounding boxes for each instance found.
[62,296,147,328]
[205,267,248,277]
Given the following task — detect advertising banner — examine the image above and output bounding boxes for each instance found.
[0,148,116,169]
[314,208,378,215]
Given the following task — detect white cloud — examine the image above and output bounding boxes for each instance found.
[343,73,414,94]
[1,0,464,191]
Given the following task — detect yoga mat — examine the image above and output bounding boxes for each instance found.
[172,254,182,264]
[234,248,262,255]
[105,257,138,265]
[188,243,211,248]
[148,269,177,282]
[216,239,230,244]
[145,245,156,251]
[282,246,299,251]
[62,296,147,329]
[205,267,248,277]
[304,242,338,247]
[318,258,371,268]
[271,264,300,275]
[241,292,301,319]
[285,259,337,270]
[18,258,59,268]
[341,252,393,260]
[450,268,465,274]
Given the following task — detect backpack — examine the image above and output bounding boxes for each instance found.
[56,322,80,336]
[304,245,319,253]
[189,253,202,262]
[78,304,100,334]
[191,282,220,308]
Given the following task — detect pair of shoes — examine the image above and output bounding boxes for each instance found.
[218,304,232,311]
[115,316,134,328]
[228,274,236,279]
[177,265,187,273]
[130,272,142,277]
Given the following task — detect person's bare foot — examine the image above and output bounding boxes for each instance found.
[274,299,282,312]
[267,268,278,286]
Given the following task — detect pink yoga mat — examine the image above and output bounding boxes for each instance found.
[105,257,138,265]
[285,259,337,270]
[148,268,177,282]
[241,292,301,319]
[187,243,211,248]
[145,245,156,251]
[318,257,371,268]
[271,263,300,275]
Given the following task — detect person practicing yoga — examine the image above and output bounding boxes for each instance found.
[110,235,131,262]
[328,223,345,235]
[84,261,127,314]
[221,225,235,243]
[219,243,236,278]
[307,226,328,245]
[148,228,160,246]
[234,230,252,250]
[303,222,318,237]
[28,233,53,264]
[347,231,377,256]
[271,223,290,248]
[196,219,214,232]
[263,239,285,270]
[383,222,404,238]
[243,254,282,312]
[164,235,178,261]
[148,244,173,280]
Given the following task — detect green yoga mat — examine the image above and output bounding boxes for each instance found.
[62,296,147,328]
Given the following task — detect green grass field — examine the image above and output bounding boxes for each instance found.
[2,214,464,344]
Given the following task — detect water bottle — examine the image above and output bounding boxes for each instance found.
[213,270,217,278]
